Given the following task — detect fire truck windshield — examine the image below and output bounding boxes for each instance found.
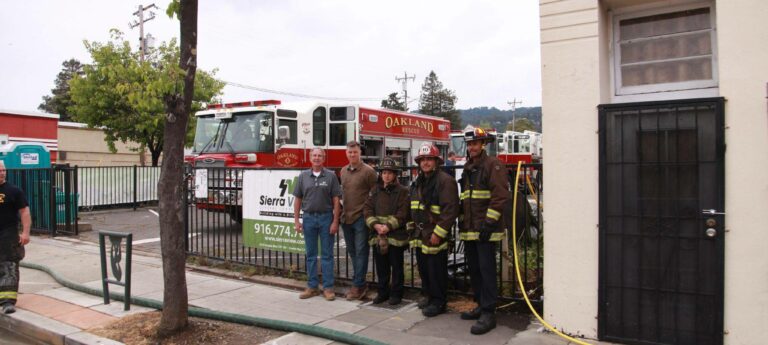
[193,111,274,153]
[450,136,466,156]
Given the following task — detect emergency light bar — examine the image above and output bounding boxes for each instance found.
[206,100,282,110]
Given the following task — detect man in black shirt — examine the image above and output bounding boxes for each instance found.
[0,160,31,314]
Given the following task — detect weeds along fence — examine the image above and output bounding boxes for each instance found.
[184,164,543,302]
[6,165,161,236]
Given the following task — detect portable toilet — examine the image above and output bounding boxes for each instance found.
[0,142,51,168]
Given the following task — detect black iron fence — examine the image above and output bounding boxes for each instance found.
[184,164,543,302]
[5,165,162,236]
[77,166,161,210]
[6,165,78,236]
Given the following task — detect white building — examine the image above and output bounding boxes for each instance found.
[539,1,767,344]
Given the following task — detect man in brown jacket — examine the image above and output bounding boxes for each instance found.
[409,142,459,317]
[458,126,510,335]
[340,141,378,300]
[364,157,410,305]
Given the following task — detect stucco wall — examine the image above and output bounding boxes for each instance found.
[716,1,768,343]
[57,123,149,166]
[540,0,603,337]
[540,0,768,342]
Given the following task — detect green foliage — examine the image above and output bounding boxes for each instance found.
[166,0,181,19]
[507,118,537,132]
[68,30,224,166]
[418,71,461,129]
[38,58,84,122]
[460,106,542,132]
[380,92,407,111]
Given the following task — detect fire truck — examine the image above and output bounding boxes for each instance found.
[496,130,542,164]
[186,99,452,221]
[448,129,501,165]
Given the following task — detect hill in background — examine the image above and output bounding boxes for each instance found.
[458,106,542,132]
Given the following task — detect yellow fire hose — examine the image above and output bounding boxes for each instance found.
[510,161,591,345]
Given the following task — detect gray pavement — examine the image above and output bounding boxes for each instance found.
[1,235,611,345]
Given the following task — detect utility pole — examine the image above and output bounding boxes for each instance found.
[507,98,523,132]
[395,72,416,110]
[129,4,157,62]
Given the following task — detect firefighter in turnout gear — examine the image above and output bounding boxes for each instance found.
[364,157,410,305]
[409,142,459,317]
[458,126,510,335]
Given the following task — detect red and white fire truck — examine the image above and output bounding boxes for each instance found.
[448,129,501,165]
[185,99,452,220]
[448,128,542,165]
[496,130,542,164]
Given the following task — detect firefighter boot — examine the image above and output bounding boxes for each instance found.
[422,304,446,317]
[470,312,497,335]
[460,306,482,320]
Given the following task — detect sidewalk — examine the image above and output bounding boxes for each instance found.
[1,237,603,345]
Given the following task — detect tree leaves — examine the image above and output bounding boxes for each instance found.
[68,30,224,166]
[418,71,461,129]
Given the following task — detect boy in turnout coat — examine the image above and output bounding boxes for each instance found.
[364,157,410,305]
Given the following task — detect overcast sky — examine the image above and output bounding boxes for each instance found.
[0,1,541,114]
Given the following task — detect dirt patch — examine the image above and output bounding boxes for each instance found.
[89,311,286,345]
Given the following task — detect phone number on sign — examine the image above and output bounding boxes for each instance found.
[253,223,303,238]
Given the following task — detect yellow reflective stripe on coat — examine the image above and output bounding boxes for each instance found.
[0,291,18,299]
[420,242,448,254]
[410,201,425,210]
[410,239,422,247]
[460,190,491,200]
[433,224,448,238]
[429,205,441,215]
[459,232,504,241]
[385,215,400,230]
[365,217,378,228]
[486,208,501,221]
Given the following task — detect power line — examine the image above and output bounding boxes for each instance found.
[222,80,381,102]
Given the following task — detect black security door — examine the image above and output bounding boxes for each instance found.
[598,98,725,345]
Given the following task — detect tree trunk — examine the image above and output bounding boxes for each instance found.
[150,146,162,167]
[157,0,197,336]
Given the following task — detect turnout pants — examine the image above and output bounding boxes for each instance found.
[0,228,23,306]
[465,240,498,313]
[373,245,405,298]
[418,250,448,307]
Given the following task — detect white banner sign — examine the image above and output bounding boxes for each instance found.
[242,170,305,253]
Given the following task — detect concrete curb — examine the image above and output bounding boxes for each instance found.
[0,309,123,345]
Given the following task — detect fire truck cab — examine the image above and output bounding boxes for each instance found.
[448,128,502,165]
[496,130,542,164]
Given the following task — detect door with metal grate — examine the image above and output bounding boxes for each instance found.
[598,98,725,345]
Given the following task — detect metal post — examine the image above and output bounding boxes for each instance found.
[74,166,79,233]
[64,167,72,234]
[49,167,56,236]
[99,234,110,305]
[124,233,132,311]
[133,165,138,210]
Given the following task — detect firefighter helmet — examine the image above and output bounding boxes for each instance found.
[379,156,401,172]
[463,126,495,143]
[415,142,444,164]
